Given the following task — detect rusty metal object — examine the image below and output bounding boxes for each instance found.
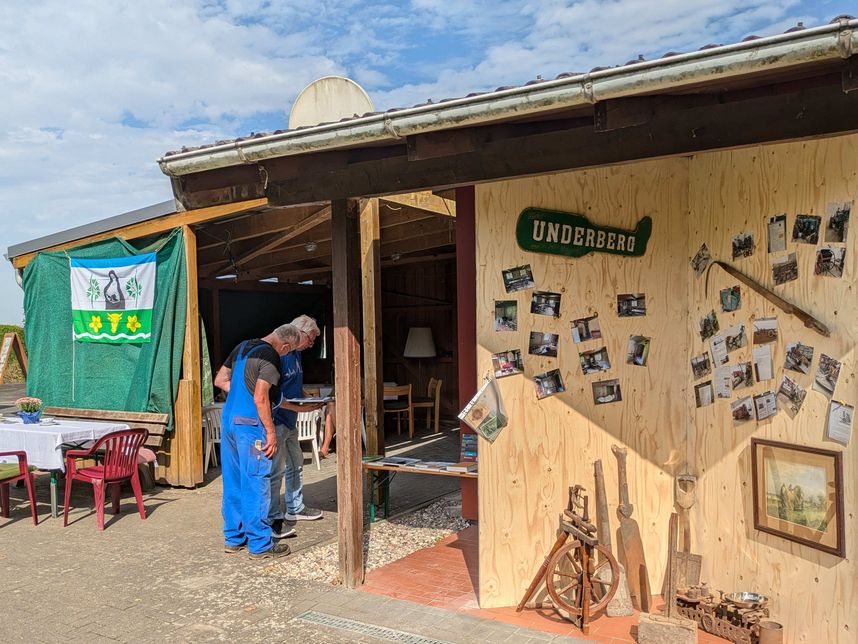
[676,585,777,644]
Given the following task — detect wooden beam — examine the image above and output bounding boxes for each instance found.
[379,191,456,217]
[360,199,384,459]
[11,198,269,270]
[333,198,364,589]
[196,203,326,250]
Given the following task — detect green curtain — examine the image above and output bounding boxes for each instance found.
[22,228,187,428]
[200,316,214,406]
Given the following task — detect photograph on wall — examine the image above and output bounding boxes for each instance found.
[491,349,524,378]
[529,331,559,358]
[690,243,711,276]
[767,214,787,253]
[824,201,851,243]
[698,309,719,341]
[459,378,508,443]
[502,264,535,293]
[753,317,779,344]
[710,333,728,366]
[725,324,747,352]
[720,285,741,312]
[753,344,774,382]
[730,362,754,390]
[714,365,733,399]
[694,381,714,408]
[579,346,612,375]
[771,252,798,286]
[691,352,712,380]
[571,314,601,343]
[751,438,844,557]
[531,290,562,317]
[826,400,853,446]
[754,390,778,421]
[777,374,808,418]
[792,214,821,244]
[617,293,646,317]
[732,231,755,259]
[731,396,755,424]
[814,246,846,278]
[784,342,814,374]
[494,300,518,332]
[593,378,622,405]
[534,369,565,400]
[627,335,651,367]
[813,353,842,398]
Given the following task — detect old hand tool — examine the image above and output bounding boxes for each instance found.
[611,445,651,612]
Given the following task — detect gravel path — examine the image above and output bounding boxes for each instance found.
[267,492,470,583]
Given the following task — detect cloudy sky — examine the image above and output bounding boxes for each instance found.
[0,0,853,323]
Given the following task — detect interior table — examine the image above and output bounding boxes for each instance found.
[0,417,130,518]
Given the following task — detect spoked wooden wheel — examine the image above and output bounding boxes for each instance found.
[546,541,619,616]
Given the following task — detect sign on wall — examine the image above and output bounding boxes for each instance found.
[516,207,652,258]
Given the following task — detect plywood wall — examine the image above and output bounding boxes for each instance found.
[475,158,690,608]
[475,135,858,643]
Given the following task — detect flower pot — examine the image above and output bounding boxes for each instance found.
[18,411,42,424]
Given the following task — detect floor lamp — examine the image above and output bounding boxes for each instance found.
[403,327,436,393]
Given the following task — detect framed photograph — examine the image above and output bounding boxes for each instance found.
[694,381,713,408]
[502,264,535,293]
[771,252,798,285]
[784,341,814,374]
[814,246,846,278]
[531,290,562,317]
[690,243,711,276]
[731,396,754,424]
[698,310,719,341]
[528,331,559,358]
[824,201,850,243]
[592,378,622,405]
[626,335,651,367]
[792,214,821,244]
[777,374,807,418]
[491,349,523,378]
[826,400,853,446]
[752,317,778,344]
[571,314,601,343]
[579,346,611,375]
[494,300,518,332]
[751,438,845,557]
[814,353,841,398]
[691,352,712,380]
[720,285,741,312]
[767,214,787,253]
[534,369,565,400]
[617,293,646,317]
[732,231,755,259]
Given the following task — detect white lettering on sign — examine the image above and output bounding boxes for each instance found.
[546,222,560,243]
[561,225,573,244]
[617,235,626,251]
[627,237,636,253]
[532,220,546,241]
[585,228,595,247]
[596,230,606,248]
[607,232,616,250]
[573,227,584,245]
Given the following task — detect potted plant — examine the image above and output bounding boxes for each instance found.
[15,397,43,424]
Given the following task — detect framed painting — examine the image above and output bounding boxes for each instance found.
[751,438,844,557]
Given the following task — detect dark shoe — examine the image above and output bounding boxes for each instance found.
[284,507,323,521]
[224,542,246,553]
[249,542,291,559]
[271,519,297,539]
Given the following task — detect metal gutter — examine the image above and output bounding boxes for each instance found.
[158,18,858,177]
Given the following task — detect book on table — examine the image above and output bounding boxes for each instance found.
[375,456,421,467]
[412,461,456,471]
[446,462,478,473]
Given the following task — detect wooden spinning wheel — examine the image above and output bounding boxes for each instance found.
[547,541,619,616]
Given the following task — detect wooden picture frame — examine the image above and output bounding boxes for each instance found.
[751,438,844,557]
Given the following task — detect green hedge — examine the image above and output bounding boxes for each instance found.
[0,324,26,383]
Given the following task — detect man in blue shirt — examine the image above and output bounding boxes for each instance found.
[268,315,325,538]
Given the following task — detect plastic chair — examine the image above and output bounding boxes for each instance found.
[202,403,224,474]
[0,451,38,525]
[383,384,413,437]
[296,408,324,470]
[412,378,443,433]
[63,428,149,531]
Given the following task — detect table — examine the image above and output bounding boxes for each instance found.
[0,417,129,517]
[363,461,477,522]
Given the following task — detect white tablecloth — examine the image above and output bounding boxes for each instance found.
[0,418,130,471]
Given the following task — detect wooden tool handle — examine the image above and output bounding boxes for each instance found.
[612,445,633,517]
[593,460,612,553]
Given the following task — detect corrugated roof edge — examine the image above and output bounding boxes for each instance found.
[5,199,177,261]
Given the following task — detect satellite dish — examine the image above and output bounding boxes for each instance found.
[289,76,375,129]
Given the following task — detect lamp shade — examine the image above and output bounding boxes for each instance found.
[403,327,436,358]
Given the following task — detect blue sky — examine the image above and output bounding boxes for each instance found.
[0,0,853,323]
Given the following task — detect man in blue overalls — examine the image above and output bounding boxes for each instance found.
[214,324,298,559]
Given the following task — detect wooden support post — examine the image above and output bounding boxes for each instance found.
[360,198,384,458]
[333,198,364,588]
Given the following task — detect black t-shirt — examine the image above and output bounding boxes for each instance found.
[223,340,281,405]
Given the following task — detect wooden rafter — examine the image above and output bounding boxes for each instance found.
[379,191,456,218]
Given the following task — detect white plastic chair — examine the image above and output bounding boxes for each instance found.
[296,408,324,470]
[202,403,224,474]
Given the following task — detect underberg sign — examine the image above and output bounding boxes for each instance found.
[516,208,652,258]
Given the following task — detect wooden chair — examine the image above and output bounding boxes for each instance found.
[412,378,443,433]
[383,384,413,438]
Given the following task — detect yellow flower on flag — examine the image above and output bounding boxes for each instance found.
[107,313,123,333]
[88,315,102,333]
[126,315,142,333]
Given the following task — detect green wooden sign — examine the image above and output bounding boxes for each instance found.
[516,208,652,258]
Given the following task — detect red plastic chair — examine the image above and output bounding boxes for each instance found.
[63,428,149,530]
[0,451,38,525]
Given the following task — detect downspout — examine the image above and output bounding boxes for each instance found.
[158,18,858,177]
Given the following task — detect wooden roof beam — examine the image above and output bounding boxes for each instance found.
[379,191,456,218]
